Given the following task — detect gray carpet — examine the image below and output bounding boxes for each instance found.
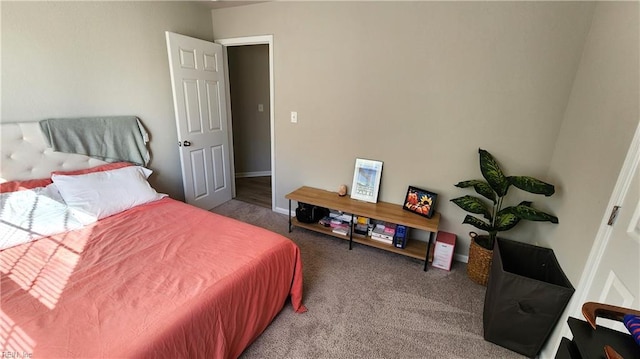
[212,200,525,359]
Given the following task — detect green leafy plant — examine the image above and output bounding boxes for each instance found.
[451,148,558,250]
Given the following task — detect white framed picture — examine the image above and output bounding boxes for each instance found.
[350,158,383,203]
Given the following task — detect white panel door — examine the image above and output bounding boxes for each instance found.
[166,32,232,210]
[583,128,640,332]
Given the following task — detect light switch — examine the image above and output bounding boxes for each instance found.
[258,104,264,112]
[290,111,298,123]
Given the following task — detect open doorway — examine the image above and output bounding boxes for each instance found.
[227,44,271,208]
[217,36,275,210]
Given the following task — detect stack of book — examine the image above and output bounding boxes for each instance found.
[329,209,353,223]
[318,216,332,227]
[320,214,351,236]
[370,222,396,245]
[353,216,370,237]
[331,225,350,236]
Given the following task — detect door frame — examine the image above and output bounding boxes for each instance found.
[544,120,640,357]
[216,35,275,211]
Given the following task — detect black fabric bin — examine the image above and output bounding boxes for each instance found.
[483,238,575,358]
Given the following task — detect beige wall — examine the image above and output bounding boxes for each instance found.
[212,1,595,255]
[543,1,640,295]
[228,45,271,176]
[1,1,215,200]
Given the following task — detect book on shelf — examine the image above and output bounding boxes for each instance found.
[371,234,393,242]
[383,223,397,235]
[353,223,368,236]
[328,210,353,223]
[371,223,394,241]
[332,225,350,236]
[371,224,393,244]
[353,230,367,238]
[371,223,385,235]
[370,234,393,245]
[393,225,408,249]
[318,216,333,227]
[319,216,351,232]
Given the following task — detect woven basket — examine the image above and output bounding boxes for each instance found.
[467,233,493,286]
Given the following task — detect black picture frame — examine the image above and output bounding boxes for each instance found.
[403,186,437,218]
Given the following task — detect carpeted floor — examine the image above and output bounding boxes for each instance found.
[212,200,525,359]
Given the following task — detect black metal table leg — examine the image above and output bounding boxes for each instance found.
[348,214,354,250]
[288,199,292,233]
[424,231,435,271]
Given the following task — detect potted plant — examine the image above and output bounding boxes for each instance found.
[451,148,574,358]
[450,148,558,285]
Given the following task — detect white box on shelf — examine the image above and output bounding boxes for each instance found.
[332,226,349,236]
[432,231,456,271]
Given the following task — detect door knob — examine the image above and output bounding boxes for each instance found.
[179,140,192,147]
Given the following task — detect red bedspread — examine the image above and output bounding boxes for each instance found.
[0,198,305,358]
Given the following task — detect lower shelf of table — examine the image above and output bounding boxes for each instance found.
[290,218,430,261]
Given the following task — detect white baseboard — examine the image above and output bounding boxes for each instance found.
[235,171,271,178]
[454,253,469,264]
[274,206,294,216]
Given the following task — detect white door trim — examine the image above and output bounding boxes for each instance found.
[544,120,640,357]
[573,120,640,307]
[216,35,276,211]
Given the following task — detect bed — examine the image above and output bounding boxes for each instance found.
[0,122,306,358]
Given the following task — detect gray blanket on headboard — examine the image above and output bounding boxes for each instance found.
[39,116,150,166]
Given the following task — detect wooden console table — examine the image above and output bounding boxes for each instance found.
[285,186,441,271]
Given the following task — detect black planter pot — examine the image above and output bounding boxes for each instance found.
[483,238,575,358]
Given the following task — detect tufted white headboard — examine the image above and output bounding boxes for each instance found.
[0,122,107,182]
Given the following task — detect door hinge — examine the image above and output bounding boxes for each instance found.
[607,205,621,226]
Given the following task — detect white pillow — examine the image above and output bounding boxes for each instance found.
[52,166,167,225]
[0,184,84,250]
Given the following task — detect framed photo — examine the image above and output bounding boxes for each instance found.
[350,158,383,203]
[403,186,437,218]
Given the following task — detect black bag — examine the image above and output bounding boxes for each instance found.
[296,202,329,224]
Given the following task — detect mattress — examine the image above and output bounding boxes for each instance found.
[1,196,305,358]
